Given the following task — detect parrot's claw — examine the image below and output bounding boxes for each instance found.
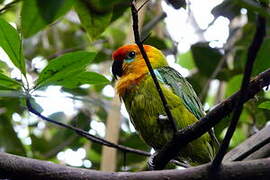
[147,152,158,170]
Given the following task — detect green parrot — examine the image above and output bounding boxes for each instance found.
[112,44,218,166]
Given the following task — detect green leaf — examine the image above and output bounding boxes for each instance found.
[60,72,110,88]
[0,18,25,74]
[252,38,270,76]
[211,0,241,20]
[258,101,270,110]
[74,0,113,42]
[0,73,22,90]
[191,43,223,77]
[35,51,96,89]
[177,50,195,70]
[21,0,75,38]
[225,74,243,98]
[0,115,26,156]
[143,36,168,50]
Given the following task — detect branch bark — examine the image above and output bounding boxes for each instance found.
[224,125,270,162]
[0,152,270,180]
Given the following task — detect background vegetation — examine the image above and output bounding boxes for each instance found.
[0,0,269,172]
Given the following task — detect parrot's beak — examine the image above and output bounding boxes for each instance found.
[112,60,124,80]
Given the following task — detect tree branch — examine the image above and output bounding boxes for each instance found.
[0,152,270,180]
[211,2,267,169]
[131,0,178,134]
[151,68,270,170]
[26,97,150,157]
[224,125,270,162]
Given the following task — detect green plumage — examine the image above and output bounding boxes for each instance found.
[123,66,216,165]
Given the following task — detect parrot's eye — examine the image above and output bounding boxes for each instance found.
[127,51,136,59]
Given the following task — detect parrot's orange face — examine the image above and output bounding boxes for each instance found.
[112,44,168,96]
[112,44,167,79]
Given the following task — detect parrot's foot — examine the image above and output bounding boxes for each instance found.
[147,151,158,170]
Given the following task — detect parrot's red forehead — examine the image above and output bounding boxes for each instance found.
[112,44,151,60]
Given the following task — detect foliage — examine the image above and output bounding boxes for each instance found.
[0,0,269,172]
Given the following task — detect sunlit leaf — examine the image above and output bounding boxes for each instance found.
[258,101,270,110]
[75,0,113,42]
[177,50,195,70]
[60,72,110,89]
[35,51,96,89]
[225,74,243,98]
[21,0,75,38]
[0,18,25,74]
[0,73,22,90]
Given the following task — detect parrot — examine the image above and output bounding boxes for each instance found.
[111,44,218,166]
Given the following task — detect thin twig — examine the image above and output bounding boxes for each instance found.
[131,0,178,133]
[26,97,150,157]
[211,3,267,170]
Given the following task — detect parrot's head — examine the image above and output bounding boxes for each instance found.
[112,44,168,80]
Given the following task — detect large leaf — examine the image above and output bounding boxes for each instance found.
[59,72,110,89]
[191,43,223,77]
[74,0,113,42]
[0,73,22,90]
[252,38,270,76]
[21,0,75,38]
[0,18,25,74]
[35,51,96,89]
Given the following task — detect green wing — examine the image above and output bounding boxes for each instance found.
[155,66,219,149]
[155,66,205,120]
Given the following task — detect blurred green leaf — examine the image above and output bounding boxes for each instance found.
[211,0,241,20]
[35,51,96,89]
[0,18,25,74]
[21,0,75,38]
[252,38,270,76]
[144,36,168,50]
[191,43,222,77]
[0,60,9,73]
[60,72,110,89]
[238,0,270,18]
[0,115,26,156]
[75,0,112,42]
[0,73,21,90]
[258,101,270,110]
[177,50,195,70]
[230,126,247,148]
[225,74,243,98]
